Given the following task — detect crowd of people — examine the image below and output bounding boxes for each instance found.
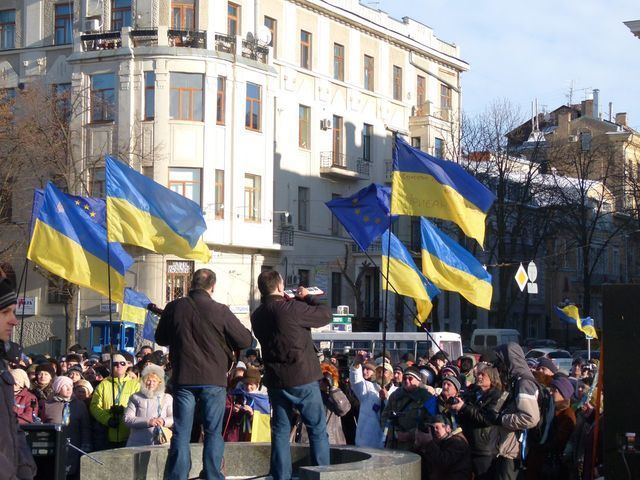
[1,266,604,480]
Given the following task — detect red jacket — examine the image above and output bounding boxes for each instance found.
[13,388,37,424]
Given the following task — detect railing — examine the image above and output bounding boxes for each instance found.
[130,28,158,47]
[168,29,206,48]
[320,152,370,179]
[351,240,382,254]
[356,158,371,176]
[215,33,236,53]
[241,39,269,64]
[275,226,295,246]
[321,151,347,169]
[80,31,121,51]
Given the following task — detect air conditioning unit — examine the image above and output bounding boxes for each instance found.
[320,118,332,130]
[337,305,349,315]
[85,18,101,33]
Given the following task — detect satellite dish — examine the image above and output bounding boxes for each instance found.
[246,31,256,43]
[256,25,272,45]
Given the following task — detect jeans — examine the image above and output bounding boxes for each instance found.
[268,382,330,480]
[166,385,226,480]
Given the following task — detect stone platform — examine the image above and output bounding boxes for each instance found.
[80,443,420,479]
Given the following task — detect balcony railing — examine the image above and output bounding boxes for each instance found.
[215,33,236,53]
[320,152,369,180]
[275,226,295,247]
[130,28,158,47]
[351,240,382,254]
[168,29,206,48]
[80,31,121,51]
[241,39,269,64]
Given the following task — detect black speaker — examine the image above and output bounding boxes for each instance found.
[603,284,640,479]
[22,423,66,480]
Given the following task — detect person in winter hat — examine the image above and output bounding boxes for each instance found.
[11,368,38,424]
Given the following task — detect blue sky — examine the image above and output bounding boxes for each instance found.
[376,0,640,129]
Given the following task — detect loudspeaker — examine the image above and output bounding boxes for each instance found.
[603,284,640,479]
[22,423,66,480]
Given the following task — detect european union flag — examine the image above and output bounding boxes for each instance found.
[326,183,398,251]
[27,182,133,303]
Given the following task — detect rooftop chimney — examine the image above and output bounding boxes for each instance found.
[581,99,593,118]
[557,110,571,137]
[593,89,599,119]
[616,112,628,127]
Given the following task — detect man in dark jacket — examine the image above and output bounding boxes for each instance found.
[0,278,36,480]
[156,269,252,480]
[250,270,331,480]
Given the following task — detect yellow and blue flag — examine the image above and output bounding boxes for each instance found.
[420,217,492,310]
[106,156,211,262]
[391,136,496,246]
[554,305,598,339]
[27,182,133,303]
[230,388,271,442]
[121,288,153,325]
[382,229,440,325]
[326,183,398,251]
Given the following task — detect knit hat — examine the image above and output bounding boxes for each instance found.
[394,363,406,374]
[442,376,461,393]
[74,379,94,395]
[243,366,262,385]
[235,361,247,371]
[441,364,461,378]
[141,364,165,382]
[66,365,84,377]
[35,362,56,379]
[430,351,448,364]
[551,376,574,400]
[427,414,451,427]
[52,375,73,394]
[10,368,30,389]
[537,357,558,374]
[0,278,17,310]
[376,361,393,375]
[403,366,422,382]
[111,353,127,364]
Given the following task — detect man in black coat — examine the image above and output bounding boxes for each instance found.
[156,268,252,480]
[250,270,331,480]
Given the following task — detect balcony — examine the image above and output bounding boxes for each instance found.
[241,39,269,64]
[214,33,236,54]
[80,31,121,51]
[274,226,295,247]
[168,29,206,48]
[320,152,370,181]
[351,240,382,255]
[411,101,452,122]
[130,28,158,47]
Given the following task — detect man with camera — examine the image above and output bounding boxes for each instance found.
[90,352,140,449]
[251,270,332,480]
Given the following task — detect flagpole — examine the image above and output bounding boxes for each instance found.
[105,159,117,439]
[16,259,29,347]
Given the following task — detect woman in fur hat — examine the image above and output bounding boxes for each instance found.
[124,364,173,447]
[32,362,56,413]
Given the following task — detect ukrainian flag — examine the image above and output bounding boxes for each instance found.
[27,182,133,303]
[554,305,598,339]
[391,136,495,246]
[106,156,211,262]
[121,288,153,325]
[420,217,492,310]
[382,229,440,325]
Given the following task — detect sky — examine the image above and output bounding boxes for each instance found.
[376,0,640,130]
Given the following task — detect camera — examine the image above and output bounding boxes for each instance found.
[110,405,125,416]
[446,396,460,406]
[233,395,247,406]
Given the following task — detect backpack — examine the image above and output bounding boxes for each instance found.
[527,379,555,446]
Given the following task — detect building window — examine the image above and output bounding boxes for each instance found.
[245,82,261,131]
[331,272,342,308]
[244,174,261,222]
[364,55,374,91]
[227,2,240,36]
[393,65,402,101]
[166,260,194,302]
[298,105,310,149]
[111,0,131,31]
[298,269,310,287]
[169,167,202,205]
[298,187,309,232]
[331,193,341,236]
[362,124,372,162]
[416,75,426,113]
[434,137,444,159]
[55,3,73,45]
[89,167,105,197]
[215,169,224,219]
[333,43,344,81]
[0,10,16,49]
[216,76,226,125]
[264,16,276,55]
[332,115,343,163]
[171,0,195,30]
[300,30,312,69]
[0,179,12,224]
[144,72,155,120]
[170,72,204,121]
[411,136,421,149]
[90,73,116,123]
[440,84,452,110]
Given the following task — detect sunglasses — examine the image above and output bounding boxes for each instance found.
[113,361,127,367]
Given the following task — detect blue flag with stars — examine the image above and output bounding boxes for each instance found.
[325,183,398,251]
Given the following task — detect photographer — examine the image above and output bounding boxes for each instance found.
[436,375,462,430]
[89,353,140,449]
[349,352,385,448]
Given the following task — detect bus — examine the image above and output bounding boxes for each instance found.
[311,331,463,365]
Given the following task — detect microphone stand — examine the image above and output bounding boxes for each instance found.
[66,439,104,465]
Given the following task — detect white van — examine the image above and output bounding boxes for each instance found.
[470,329,520,357]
